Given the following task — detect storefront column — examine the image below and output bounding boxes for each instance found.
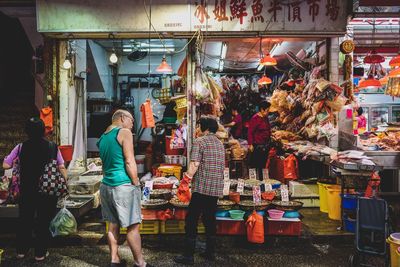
[59,41,70,145]
[186,45,195,163]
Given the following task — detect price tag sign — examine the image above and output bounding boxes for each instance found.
[236,179,244,194]
[87,162,98,171]
[143,187,150,201]
[224,168,230,181]
[253,186,261,204]
[145,181,154,190]
[281,185,289,202]
[264,183,273,192]
[249,168,257,180]
[223,180,231,196]
[262,169,269,180]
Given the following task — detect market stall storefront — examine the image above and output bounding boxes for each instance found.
[19,0,387,239]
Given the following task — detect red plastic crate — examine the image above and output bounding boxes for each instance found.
[173,209,188,220]
[217,220,246,235]
[265,219,301,236]
[141,209,160,220]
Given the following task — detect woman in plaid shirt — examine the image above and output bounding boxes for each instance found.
[174,117,225,265]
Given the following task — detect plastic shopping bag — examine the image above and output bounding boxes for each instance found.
[283,154,299,180]
[49,202,77,237]
[176,172,192,203]
[246,210,264,244]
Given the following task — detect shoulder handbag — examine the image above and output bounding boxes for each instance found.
[38,142,68,198]
[8,144,22,203]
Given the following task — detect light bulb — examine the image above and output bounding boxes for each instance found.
[109,52,118,64]
[63,59,71,69]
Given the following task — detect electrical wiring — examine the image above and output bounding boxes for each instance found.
[143,0,201,55]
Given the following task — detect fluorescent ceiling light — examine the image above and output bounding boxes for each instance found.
[123,43,175,48]
[123,48,175,53]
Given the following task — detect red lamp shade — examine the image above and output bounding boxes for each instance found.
[388,68,400,78]
[259,54,277,66]
[389,55,400,68]
[363,50,385,64]
[156,56,173,73]
[358,77,382,89]
[257,75,272,85]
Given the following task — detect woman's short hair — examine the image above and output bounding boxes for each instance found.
[199,117,218,134]
[25,117,45,139]
[357,107,364,116]
[259,101,271,111]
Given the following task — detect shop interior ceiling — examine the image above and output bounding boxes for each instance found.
[95,38,319,72]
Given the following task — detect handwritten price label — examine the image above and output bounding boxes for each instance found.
[224,168,230,181]
[223,180,231,196]
[237,179,244,194]
[249,168,257,180]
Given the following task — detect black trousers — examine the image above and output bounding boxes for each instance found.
[185,192,218,239]
[249,145,269,180]
[17,193,58,257]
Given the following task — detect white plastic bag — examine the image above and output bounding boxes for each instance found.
[49,201,77,237]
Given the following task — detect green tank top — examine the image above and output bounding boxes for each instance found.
[97,127,131,186]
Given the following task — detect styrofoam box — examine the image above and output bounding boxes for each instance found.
[289,181,319,197]
[292,197,320,208]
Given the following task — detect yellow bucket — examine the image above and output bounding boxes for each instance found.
[317,182,329,213]
[387,234,400,267]
[326,185,342,220]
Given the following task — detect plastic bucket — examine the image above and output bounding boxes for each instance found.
[387,233,400,267]
[59,145,73,161]
[341,194,359,211]
[343,215,356,233]
[326,185,342,220]
[317,182,329,213]
[135,155,145,174]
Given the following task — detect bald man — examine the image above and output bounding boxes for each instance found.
[97,110,152,267]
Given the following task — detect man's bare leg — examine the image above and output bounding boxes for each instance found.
[126,224,145,266]
[107,222,121,263]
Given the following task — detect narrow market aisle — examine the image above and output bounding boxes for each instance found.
[2,240,357,267]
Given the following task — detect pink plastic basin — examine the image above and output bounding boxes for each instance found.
[268,209,285,219]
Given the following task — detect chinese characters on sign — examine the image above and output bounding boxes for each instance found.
[194,0,341,25]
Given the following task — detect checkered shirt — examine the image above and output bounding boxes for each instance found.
[190,133,225,197]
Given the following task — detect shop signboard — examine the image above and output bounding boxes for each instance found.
[359,0,399,6]
[37,0,350,35]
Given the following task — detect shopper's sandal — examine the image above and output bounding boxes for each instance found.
[35,251,50,262]
[110,259,127,267]
[16,254,26,260]
[133,263,154,267]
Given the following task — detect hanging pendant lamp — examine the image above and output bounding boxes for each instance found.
[156,55,173,73]
[257,74,272,85]
[260,53,277,66]
[390,18,400,67]
[388,68,400,78]
[358,76,382,89]
[389,55,400,68]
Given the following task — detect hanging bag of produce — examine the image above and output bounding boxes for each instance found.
[140,99,155,128]
[283,154,299,180]
[49,199,77,236]
[40,107,53,135]
[176,172,192,203]
[8,144,22,203]
[38,142,68,198]
[245,210,264,244]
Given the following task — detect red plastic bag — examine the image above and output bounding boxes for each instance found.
[245,210,264,244]
[283,154,299,180]
[177,173,192,203]
[365,172,380,198]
